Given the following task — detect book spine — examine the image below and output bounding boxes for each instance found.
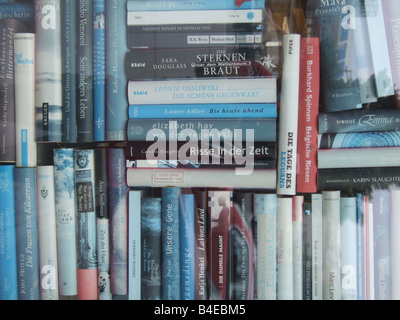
[180,193,196,300]
[105,0,128,141]
[127,118,276,142]
[0,165,18,300]
[93,0,105,141]
[340,196,358,300]
[0,19,25,163]
[372,188,392,300]
[14,33,36,168]
[94,148,112,300]
[0,3,35,27]
[390,189,400,299]
[141,196,162,300]
[356,194,364,300]
[255,193,277,300]
[277,33,300,195]
[208,190,232,300]
[128,103,277,119]
[367,197,375,300]
[311,193,323,300]
[128,190,141,300]
[127,32,263,50]
[303,202,312,300]
[14,167,40,300]
[107,148,129,295]
[76,0,93,142]
[292,195,303,300]
[193,189,208,300]
[296,37,319,194]
[53,148,78,297]
[74,149,98,300]
[126,168,277,189]
[318,147,400,169]
[127,9,263,26]
[61,0,77,143]
[34,0,62,142]
[126,0,266,10]
[127,77,277,105]
[322,190,341,300]
[161,187,181,300]
[318,132,400,149]
[37,165,59,300]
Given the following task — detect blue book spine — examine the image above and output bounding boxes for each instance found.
[14,167,40,300]
[356,193,363,300]
[105,0,128,141]
[127,0,265,10]
[128,103,277,119]
[0,165,18,300]
[61,0,77,143]
[34,0,63,142]
[0,3,35,28]
[93,0,105,141]
[161,187,181,300]
[179,193,195,300]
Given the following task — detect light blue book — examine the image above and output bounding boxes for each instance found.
[179,193,195,300]
[14,167,40,300]
[127,0,265,11]
[161,187,181,300]
[128,103,277,119]
[0,165,18,300]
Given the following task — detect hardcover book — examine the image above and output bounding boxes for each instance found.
[292,195,303,300]
[311,193,323,300]
[390,189,400,299]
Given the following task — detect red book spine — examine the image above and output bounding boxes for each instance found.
[296,37,320,193]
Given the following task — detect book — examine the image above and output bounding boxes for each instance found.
[14,167,40,300]
[356,193,364,300]
[126,168,277,189]
[311,193,323,300]
[93,0,105,141]
[0,2,34,28]
[94,148,111,300]
[161,187,181,300]
[141,196,162,300]
[126,0,266,11]
[0,165,18,300]
[61,0,77,143]
[53,148,78,297]
[277,33,301,195]
[127,78,277,105]
[0,19,26,163]
[318,131,400,149]
[390,189,400,299]
[14,32,36,168]
[208,189,232,300]
[364,195,375,300]
[76,0,93,142]
[303,201,312,300]
[37,165,59,300]
[124,47,269,79]
[322,190,341,300]
[292,195,303,300]
[105,0,128,141]
[180,192,196,300]
[34,0,62,142]
[340,196,358,300]
[128,103,277,119]
[107,148,129,296]
[318,146,400,169]
[318,108,400,134]
[127,118,277,143]
[296,37,319,194]
[255,193,277,300]
[74,149,98,300]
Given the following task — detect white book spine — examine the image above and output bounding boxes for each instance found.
[292,195,303,300]
[391,189,400,300]
[368,202,375,300]
[311,193,323,300]
[127,9,263,26]
[255,193,277,300]
[37,165,59,300]
[277,196,293,300]
[127,78,277,105]
[322,191,341,300]
[14,33,36,168]
[277,33,300,195]
[128,190,141,300]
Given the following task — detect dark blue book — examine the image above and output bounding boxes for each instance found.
[61,0,77,143]
[161,187,181,300]
[93,0,105,141]
[0,165,18,300]
[105,0,128,141]
[0,3,35,30]
[141,196,162,300]
[14,167,40,300]
[179,192,195,300]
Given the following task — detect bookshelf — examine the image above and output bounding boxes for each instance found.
[0,0,399,301]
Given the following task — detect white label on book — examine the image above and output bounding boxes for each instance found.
[152,170,184,184]
[187,35,209,44]
[209,35,236,44]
